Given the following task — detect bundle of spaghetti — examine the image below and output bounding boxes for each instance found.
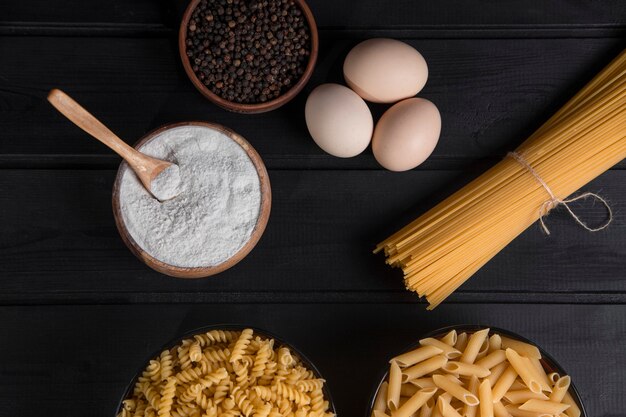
[374,48,626,310]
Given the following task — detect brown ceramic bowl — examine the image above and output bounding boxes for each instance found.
[112,121,271,278]
[178,0,318,113]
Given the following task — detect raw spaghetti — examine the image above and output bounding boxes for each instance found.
[374,48,626,310]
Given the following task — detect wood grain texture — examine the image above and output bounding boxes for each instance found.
[2,0,625,28]
[0,304,623,417]
[1,35,624,170]
[0,169,623,303]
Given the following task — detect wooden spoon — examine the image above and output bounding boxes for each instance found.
[47,88,180,201]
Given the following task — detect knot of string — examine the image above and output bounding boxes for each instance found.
[507,151,613,235]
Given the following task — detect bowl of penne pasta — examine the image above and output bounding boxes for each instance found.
[367,325,586,417]
[115,325,336,417]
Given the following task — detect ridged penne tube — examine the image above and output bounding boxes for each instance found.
[437,396,464,417]
[504,389,549,404]
[549,376,571,403]
[392,345,444,368]
[460,329,490,364]
[476,339,490,361]
[454,333,468,352]
[505,349,541,394]
[463,375,480,417]
[486,362,509,386]
[493,401,510,417]
[475,350,507,370]
[478,380,493,417]
[387,361,402,411]
[432,375,479,406]
[562,392,581,417]
[372,381,388,413]
[442,362,490,378]
[491,365,518,402]
[505,404,551,417]
[441,330,458,346]
[519,399,570,414]
[420,338,462,359]
[509,380,526,391]
[403,355,448,382]
[393,388,438,417]
[500,338,541,360]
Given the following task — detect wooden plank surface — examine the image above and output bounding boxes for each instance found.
[0,169,623,303]
[1,36,624,170]
[0,304,623,417]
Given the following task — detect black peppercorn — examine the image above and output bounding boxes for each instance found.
[186,0,311,104]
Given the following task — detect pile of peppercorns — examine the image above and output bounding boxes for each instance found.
[185,0,311,104]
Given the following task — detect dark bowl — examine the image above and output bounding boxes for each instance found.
[366,325,586,417]
[114,324,336,417]
[179,0,319,114]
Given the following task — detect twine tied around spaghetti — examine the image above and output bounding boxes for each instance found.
[507,151,613,235]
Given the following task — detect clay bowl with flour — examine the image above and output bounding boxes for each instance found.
[112,121,271,278]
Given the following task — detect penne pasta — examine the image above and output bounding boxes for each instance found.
[388,360,402,410]
[478,379,493,417]
[393,345,444,368]
[454,333,469,352]
[419,400,434,417]
[372,381,388,412]
[519,399,570,414]
[401,384,420,397]
[509,380,527,391]
[460,329,490,364]
[393,388,438,417]
[488,335,502,353]
[500,337,541,359]
[475,350,507,370]
[549,376,571,403]
[527,358,552,392]
[437,397,464,417]
[505,349,542,394]
[476,338,490,361]
[493,401,511,417]
[547,372,560,385]
[463,375,480,417]
[410,378,436,389]
[562,392,581,417]
[503,389,549,404]
[442,361,491,378]
[441,330,458,346]
[505,404,552,417]
[403,355,449,382]
[373,411,391,417]
[432,375,479,406]
[492,365,518,402]
[486,362,509,386]
[420,338,462,359]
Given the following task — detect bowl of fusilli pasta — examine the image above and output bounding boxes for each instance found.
[116,325,336,417]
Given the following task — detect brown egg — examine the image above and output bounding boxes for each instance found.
[372,98,441,172]
[343,38,428,103]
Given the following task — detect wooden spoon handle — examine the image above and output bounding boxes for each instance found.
[47,89,149,168]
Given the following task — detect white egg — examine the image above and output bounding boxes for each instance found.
[305,83,373,158]
[372,98,441,171]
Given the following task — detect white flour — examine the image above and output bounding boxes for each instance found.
[118,125,261,268]
[150,164,181,201]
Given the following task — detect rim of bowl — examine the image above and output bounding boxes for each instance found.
[365,324,587,417]
[178,0,319,114]
[114,324,336,417]
[111,121,272,278]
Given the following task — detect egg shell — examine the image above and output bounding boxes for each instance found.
[305,83,374,158]
[372,98,441,172]
[343,38,428,103]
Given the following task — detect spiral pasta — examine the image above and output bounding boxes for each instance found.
[117,329,334,417]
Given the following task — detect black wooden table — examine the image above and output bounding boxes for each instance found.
[1,1,625,416]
